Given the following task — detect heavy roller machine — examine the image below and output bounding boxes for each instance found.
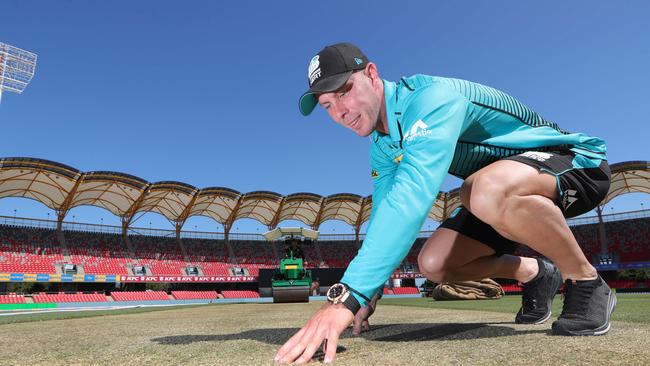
[272,256,312,303]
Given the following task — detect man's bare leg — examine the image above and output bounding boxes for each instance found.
[417,213,562,325]
[417,228,538,283]
[461,160,596,281]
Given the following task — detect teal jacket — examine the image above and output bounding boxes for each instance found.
[340,75,606,305]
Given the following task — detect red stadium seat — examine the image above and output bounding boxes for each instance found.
[0,226,63,274]
[391,287,420,295]
[111,291,169,301]
[0,293,27,304]
[171,291,219,300]
[32,293,107,303]
[221,290,260,299]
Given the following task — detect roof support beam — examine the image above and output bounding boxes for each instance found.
[353,196,369,249]
[312,199,326,231]
[56,173,84,231]
[224,195,244,241]
[268,196,286,229]
[121,184,150,235]
[175,191,200,237]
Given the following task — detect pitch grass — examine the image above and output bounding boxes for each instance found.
[1,295,649,365]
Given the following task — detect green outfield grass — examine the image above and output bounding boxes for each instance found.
[0,304,207,325]
[380,293,650,324]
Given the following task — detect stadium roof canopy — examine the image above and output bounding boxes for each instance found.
[0,157,648,236]
[602,161,650,205]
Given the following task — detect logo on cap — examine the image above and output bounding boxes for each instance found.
[308,55,321,86]
[354,57,363,65]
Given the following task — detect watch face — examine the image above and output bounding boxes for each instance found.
[328,284,343,299]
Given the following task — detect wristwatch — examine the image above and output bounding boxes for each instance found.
[326,283,361,315]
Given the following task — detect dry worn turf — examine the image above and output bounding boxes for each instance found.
[1,295,649,365]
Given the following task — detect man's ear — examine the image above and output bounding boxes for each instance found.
[364,62,378,79]
[364,62,382,90]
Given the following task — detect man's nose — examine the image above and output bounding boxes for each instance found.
[336,101,348,122]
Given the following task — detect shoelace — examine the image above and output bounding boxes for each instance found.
[521,281,538,311]
[560,280,596,317]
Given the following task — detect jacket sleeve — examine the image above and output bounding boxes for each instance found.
[368,139,398,223]
[341,85,470,306]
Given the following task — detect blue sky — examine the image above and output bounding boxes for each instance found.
[0,1,648,234]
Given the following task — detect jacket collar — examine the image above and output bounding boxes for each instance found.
[382,79,402,143]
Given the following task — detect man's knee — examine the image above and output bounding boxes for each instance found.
[461,173,508,225]
[417,254,453,283]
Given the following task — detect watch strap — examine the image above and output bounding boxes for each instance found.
[341,290,361,315]
[340,282,371,303]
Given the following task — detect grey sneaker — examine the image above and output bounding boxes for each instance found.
[515,258,562,324]
[552,276,616,336]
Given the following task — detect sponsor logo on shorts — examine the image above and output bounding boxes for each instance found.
[403,120,432,143]
[519,151,553,162]
[371,170,379,179]
[562,189,578,210]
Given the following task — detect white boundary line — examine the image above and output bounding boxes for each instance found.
[0,302,206,317]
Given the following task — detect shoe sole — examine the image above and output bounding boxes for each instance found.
[515,265,562,325]
[554,290,617,336]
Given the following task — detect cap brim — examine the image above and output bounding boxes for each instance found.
[299,92,318,116]
[298,71,353,116]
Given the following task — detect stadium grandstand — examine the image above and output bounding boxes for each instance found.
[0,157,649,303]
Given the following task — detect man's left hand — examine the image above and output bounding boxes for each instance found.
[274,302,354,364]
[351,291,380,335]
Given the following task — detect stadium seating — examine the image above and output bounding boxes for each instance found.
[171,290,219,300]
[32,292,107,303]
[500,284,524,293]
[3,215,650,283]
[606,279,643,289]
[66,230,131,275]
[0,225,63,274]
[604,218,650,263]
[0,293,26,304]
[231,240,277,265]
[221,290,260,298]
[318,241,358,268]
[199,262,233,276]
[238,263,275,277]
[299,243,321,268]
[130,235,186,275]
[183,238,239,275]
[110,291,169,301]
[184,238,230,262]
[392,287,420,295]
[570,223,601,262]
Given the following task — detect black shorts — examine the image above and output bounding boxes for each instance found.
[439,149,611,256]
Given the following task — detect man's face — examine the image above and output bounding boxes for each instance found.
[317,69,381,137]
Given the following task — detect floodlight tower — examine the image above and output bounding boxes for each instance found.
[0,42,37,104]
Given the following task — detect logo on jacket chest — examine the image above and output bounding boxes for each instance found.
[403,120,431,143]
